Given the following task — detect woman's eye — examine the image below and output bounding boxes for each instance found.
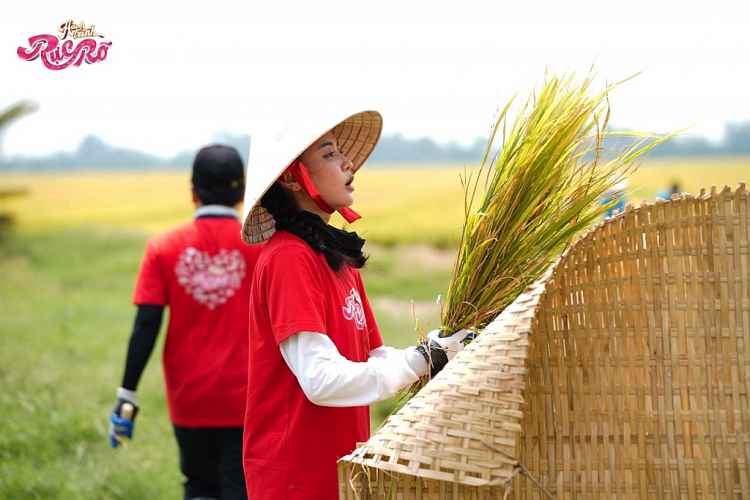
[324,151,337,159]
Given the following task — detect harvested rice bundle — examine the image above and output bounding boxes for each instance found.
[412,73,668,394]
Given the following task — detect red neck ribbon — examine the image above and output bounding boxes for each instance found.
[286,160,361,224]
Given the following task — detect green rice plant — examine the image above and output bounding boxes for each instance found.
[407,72,670,396]
[443,73,668,331]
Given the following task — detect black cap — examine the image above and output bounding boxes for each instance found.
[191,144,245,206]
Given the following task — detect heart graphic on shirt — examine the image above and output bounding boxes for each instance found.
[342,288,367,330]
[175,247,246,309]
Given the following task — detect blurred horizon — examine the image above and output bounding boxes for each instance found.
[3,120,750,172]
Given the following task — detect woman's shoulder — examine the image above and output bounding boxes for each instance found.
[257,230,319,267]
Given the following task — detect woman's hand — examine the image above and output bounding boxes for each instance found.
[416,328,476,378]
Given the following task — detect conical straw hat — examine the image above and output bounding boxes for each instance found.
[340,184,750,498]
[241,109,382,244]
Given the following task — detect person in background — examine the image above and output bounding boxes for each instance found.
[109,144,261,500]
[599,179,628,218]
[656,180,682,201]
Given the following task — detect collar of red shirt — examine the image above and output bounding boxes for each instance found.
[194,205,239,219]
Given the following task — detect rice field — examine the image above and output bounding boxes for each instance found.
[0,159,747,498]
[1,158,748,247]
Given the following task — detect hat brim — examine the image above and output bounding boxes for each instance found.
[241,110,382,244]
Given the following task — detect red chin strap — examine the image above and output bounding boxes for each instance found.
[286,160,361,224]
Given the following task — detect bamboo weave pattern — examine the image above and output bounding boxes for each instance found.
[339,185,750,499]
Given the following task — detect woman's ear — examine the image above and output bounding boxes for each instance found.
[279,172,302,192]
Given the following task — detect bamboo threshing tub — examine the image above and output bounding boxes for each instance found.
[339,185,750,499]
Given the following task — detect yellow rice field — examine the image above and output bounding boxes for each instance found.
[1,158,748,246]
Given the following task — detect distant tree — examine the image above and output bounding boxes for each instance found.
[3,119,750,173]
[0,100,36,156]
[369,133,484,164]
[0,100,37,230]
[725,122,750,155]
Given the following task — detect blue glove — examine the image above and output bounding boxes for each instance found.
[108,388,139,448]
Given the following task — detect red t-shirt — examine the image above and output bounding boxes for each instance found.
[243,230,383,499]
[133,216,262,427]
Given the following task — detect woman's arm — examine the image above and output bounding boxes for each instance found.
[279,332,428,407]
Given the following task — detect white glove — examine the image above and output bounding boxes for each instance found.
[416,328,475,377]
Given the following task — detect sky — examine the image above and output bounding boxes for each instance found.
[1,1,749,158]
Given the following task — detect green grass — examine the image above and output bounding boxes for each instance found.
[0,226,450,498]
[0,227,180,498]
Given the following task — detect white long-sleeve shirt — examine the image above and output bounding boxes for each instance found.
[279,332,428,407]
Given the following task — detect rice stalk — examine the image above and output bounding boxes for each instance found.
[405,72,671,397]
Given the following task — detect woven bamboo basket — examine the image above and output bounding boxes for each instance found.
[339,184,750,499]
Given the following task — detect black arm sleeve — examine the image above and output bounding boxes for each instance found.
[120,304,165,391]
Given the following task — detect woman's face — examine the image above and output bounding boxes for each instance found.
[298,130,355,210]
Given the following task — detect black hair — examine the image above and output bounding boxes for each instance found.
[261,182,367,272]
[194,186,244,207]
[191,144,245,207]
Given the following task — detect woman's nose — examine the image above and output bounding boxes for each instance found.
[342,156,354,172]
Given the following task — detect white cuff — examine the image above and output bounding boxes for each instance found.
[116,387,138,406]
[404,346,429,376]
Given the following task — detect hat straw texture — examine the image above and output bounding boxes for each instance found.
[242,110,382,244]
[334,111,382,173]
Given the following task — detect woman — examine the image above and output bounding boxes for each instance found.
[240,110,472,499]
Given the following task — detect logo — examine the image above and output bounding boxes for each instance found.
[342,288,367,330]
[17,20,112,71]
[175,247,246,310]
